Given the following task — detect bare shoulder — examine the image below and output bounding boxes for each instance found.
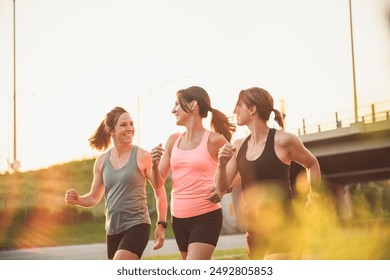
[232,137,246,150]
[166,132,181,147]
[167,132,181,143]
[275,130,302,147]
[209,131,228,148]
[94,151,108,173]
[136,146,151,160]
[165,133,181,150]
[95,152,108,164]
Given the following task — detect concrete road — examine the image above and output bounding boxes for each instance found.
[0,234,246,260]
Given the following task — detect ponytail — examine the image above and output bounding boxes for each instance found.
[238,87,284,130]
[273,109,285,130]
[210,108,236,142]
[177,86,236,142]
[88,120,111,151]
[88,106,127,151]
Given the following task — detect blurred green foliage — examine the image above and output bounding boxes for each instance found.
[0,158,173,249]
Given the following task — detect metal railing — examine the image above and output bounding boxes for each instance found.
[293,100,390,136]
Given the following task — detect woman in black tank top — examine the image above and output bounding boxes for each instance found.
[208,87,321,260]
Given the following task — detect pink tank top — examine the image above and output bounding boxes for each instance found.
[170,130,221,218]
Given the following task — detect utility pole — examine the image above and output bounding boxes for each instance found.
[348,0,359,123]
[11,0,20,171]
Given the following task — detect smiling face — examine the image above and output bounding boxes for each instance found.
[171,87,210,127]
[171,96,192,126]
[112,112,135,145]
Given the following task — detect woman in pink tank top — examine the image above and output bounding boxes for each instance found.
[151,86,235,260]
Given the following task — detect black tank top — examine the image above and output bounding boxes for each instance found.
[236,128,293,200]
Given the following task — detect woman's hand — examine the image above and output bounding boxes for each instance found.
[153,225,165,250]
[65,189,79,205]
[207,187,225,203]
[151,144,164,168]
[218,143,236,168]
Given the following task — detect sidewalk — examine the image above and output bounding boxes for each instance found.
[0,234,246,260]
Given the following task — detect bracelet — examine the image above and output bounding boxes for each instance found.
[226,186,233,193]
[157,221,168,229]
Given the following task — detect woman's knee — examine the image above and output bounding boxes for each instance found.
[113,249,139,260]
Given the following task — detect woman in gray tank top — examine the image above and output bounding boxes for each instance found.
[65,107,167,260]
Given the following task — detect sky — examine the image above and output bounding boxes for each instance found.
[0,0,389,172]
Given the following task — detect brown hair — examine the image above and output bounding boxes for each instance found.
[177,86,236,142]
[235,87,284,130]
[88,106,128,151]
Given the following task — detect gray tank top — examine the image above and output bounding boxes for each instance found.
[102,145,150,235]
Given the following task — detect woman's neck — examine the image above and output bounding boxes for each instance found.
[183,117,205,141]
[113,143,132,157]
[247,120,269,144]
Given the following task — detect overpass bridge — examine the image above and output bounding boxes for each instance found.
[291,100,390,185]
[288,100,390,220]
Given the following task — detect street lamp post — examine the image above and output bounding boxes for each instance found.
[7,92,36,172]
[11,0,20,172]
[348,0,359,123]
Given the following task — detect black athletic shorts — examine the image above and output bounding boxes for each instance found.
[245,201,304,260]
[106,223,151,259]
[172,208,222,253]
